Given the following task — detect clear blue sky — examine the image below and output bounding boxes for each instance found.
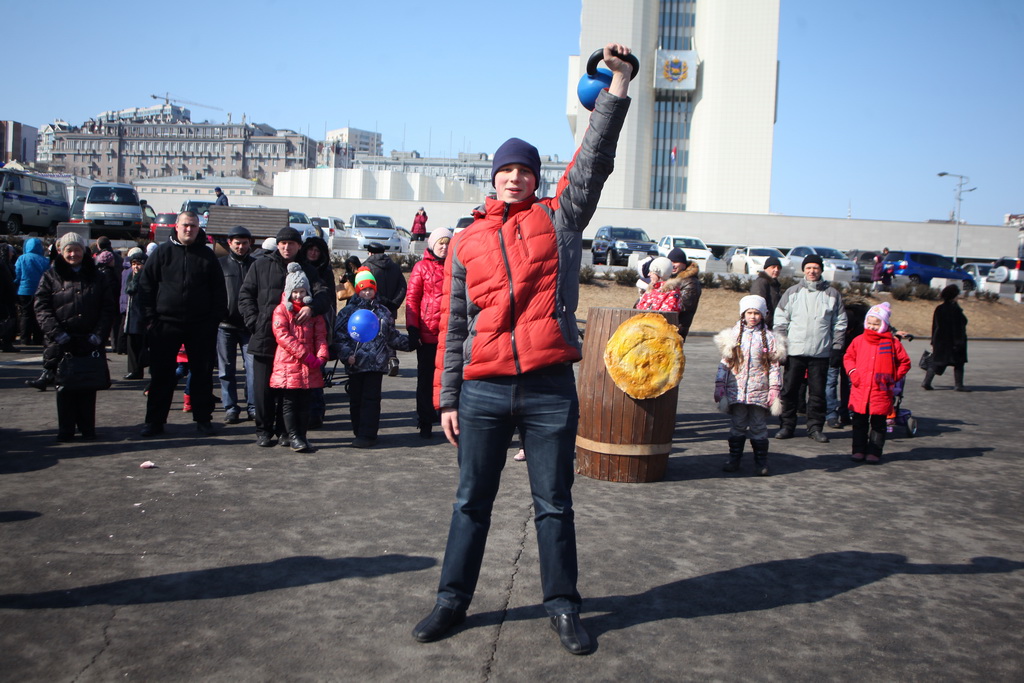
[6,0,1021,226]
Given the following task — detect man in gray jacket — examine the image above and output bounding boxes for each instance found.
[773,254,847,442]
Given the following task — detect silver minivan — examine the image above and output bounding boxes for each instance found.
[83,183,144,239]
[0,169,71,235]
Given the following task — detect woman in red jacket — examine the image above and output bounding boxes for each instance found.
[270,263,328,452]
[406,228,451,437]
[843,302,911,464]
[411,208,428,241]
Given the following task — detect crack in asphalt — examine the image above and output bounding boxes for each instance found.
[482,501,532,681]
[73,606,116,682]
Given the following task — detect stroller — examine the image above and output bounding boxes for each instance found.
[887,379,918,437]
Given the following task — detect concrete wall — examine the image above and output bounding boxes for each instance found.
[135,187,1017,261]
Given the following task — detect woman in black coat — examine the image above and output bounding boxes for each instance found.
[33,232,117,440]
[922,284,969,391]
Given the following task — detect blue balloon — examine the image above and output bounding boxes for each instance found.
[348,309,380,343]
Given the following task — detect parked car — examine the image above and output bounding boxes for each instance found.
[655,235,715,272]
[180,199,215,216]
[881,250,973,288]
[147,212,179,243]
[846,249,881,282]
[82,183,145,239]
[0,168,71,235]
[67,196,87,223]
[987,257,1024,293]
[724,246,793,276]
[311,216,347,252]
[348,214,406,252]
[453,215,475,234]
[591,226,657,266]
[787,245,860,281]
[961,262,994,292]
[288,211,318,242]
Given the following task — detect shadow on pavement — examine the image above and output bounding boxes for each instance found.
[468,552,1024,645]
[0,554,436,609]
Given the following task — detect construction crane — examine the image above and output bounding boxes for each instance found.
[150,93,223,111]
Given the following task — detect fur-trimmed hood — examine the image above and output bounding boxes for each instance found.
[669,261,700,283]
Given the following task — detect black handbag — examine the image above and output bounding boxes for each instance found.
[55,351,111,392]
[919,349,933,371]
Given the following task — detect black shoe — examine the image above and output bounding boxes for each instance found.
[56,433,75,442]
[140,423,164,438]
[921,383,934,391]
[827,418,842,429]
[954,386,972,392]
[278,433,291,447]
[774,427,794,440]
[123,373,143,380]
[808,430,830,443]
[196,421,215,436]
[256,434,275,447]
[290,437,312,453]
[352,436,378,448]
[224,411,241,424]
[81,431,97,441]
[1,345,20,353]
[25,370,53,391]
[550,613,592,655]
[387,357,399,377]
[412,605,466,643]
[419,425,432,439]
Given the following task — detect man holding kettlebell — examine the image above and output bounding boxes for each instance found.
[412,43,635,656]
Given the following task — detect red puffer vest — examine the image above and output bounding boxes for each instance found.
[270,296,328,390]
[406,249,445,344]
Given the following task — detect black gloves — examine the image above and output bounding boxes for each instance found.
[407,326,421,351]
[829,348,844,368]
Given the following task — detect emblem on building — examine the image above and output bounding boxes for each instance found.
[662,58,688,83]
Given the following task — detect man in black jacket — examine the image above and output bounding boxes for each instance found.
[218,226,256,424]
[138,212,227,437]
[749,256,782,329]
[238,227,332,447]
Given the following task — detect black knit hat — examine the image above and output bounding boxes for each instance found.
[491,137,541,187]
[276,227,303,244]
[763,256,782,270]
[667,247,688,265]
[802,254,824,270]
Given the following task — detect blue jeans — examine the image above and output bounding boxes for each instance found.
[217,326,254,415]
[825,365,840,421]
[436,365,581,616]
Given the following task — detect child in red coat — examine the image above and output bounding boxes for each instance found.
[843,302,911,463]
[271,263,329,452]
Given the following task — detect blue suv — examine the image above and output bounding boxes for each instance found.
[882,250,973,289]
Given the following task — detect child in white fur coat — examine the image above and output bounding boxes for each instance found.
[714,295,786,476]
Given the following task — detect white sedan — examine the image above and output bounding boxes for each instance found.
[655,235,715,272]
[725,246,793,276]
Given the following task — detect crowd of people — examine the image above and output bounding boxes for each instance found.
[0,41,978,658]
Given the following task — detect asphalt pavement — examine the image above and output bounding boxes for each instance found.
[1,335,1022,682]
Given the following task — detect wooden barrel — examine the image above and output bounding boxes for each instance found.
[576,307,680,483]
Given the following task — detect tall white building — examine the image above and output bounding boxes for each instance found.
[570,0,779,213]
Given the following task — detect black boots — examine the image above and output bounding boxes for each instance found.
[25,370,54,391]
[722,436,745,472]
[751,439,770,476]
[282,399,312,452]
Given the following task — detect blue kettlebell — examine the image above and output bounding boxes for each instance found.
[577,48,641,111]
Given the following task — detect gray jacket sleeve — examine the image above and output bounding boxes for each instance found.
[437,247,468,410]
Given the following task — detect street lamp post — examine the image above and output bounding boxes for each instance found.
[937,172,977,263]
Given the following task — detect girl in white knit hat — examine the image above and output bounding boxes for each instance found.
[713,295,786,475]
